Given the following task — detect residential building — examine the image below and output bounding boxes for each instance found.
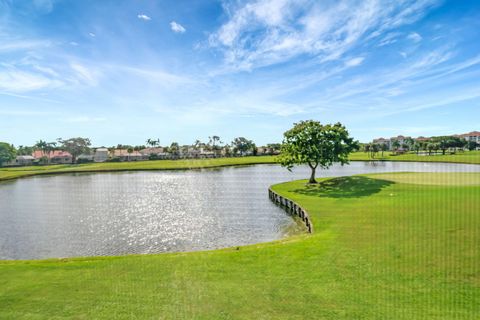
[111,149,145,161]
[256,146,275,155]
[372,138,391,150]
[32,150,73,164]
[415,136,430,143]
[94,148,109,162]
[458,131,480,144]
[3,155,35,166]
[139,147,164,156]
[372,135,412,151]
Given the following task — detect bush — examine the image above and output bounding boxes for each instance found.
[76,158,93,164]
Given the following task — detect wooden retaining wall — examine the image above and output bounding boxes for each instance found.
[268,188,313,233]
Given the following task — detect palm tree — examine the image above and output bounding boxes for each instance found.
[413,142,421,155]
[392,140,401,153]
[35,140,56,163]
[381,143,388,157]
[146,138,160,148]
[193,139,201,150]
[127,147,133,161]
[209,136,222,157]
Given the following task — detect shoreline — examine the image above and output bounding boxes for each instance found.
[2,154,480,183]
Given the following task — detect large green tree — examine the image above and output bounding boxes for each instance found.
[0,142,16,166]
[57,137,91,163]
[231,137,255,156]
[279,120,358,183]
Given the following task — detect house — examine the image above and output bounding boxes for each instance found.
[139,147,164,156]
[390,135,409,148]
[415,136,430,143]
[372,136,413,151]
[111,149,145,161]
[256,146,274,155]
[16,155,35,166]
[372,138,391,150]
[3,155,36,167]
[94,148,109,162]
[32,150,73,164]
[458,131,480,144]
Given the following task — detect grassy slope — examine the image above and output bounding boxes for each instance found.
[350,150,480,164]
[1,172,479,319]
[1,151,479,182]
[0,156,277,181]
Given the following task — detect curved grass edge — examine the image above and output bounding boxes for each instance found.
[268,187,313,233]
[1,172,479,319]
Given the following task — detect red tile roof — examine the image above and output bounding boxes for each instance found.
[459,131,480,137]
[32,150,72,159]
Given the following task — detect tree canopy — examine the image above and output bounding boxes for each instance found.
[279,120,358,183]
[0,142,16,166]
[57,137,91,162]
[231,137,255,155]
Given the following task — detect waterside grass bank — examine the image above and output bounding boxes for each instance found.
[1,172,479,319]
[1,151,480,183]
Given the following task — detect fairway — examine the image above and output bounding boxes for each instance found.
[0,156,277,182]
[1,151,480,183]
[349,150,480,164]
[1,172,479,319]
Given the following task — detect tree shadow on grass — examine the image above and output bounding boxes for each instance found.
[292,176,394,198]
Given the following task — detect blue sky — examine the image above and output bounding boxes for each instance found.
[1,0,479,147]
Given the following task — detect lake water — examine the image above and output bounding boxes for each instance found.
[1,161,479,260]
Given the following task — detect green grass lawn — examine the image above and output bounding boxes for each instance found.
[0,156,277,182]
[1,172,479,319]
[1,151,480,183]
[350,150,480,164]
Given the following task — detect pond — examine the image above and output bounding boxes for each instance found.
[1,161,479,260]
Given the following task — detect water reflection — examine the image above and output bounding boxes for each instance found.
[1,161,479,259]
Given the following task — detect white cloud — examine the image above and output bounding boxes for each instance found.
[209,0,440,71]
[344,57,364,67]
[170,21,186,33]
[407,32,422,42]
[70,41,79,46]
[89,32,96,37]
[0,68,62,92]
[137,14,151,21]
[70,63,100,85]
[0,40,51,52]
[377,32,401,47]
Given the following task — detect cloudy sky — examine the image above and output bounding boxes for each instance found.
[1,0,479,146]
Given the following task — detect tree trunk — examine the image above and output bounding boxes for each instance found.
[309,166,317,184]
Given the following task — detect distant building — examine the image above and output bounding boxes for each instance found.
[458,131,480,144]
[111,149,144,161]
[372,138,391,150]
[256,146,276,155]
[139,147,164,156]
[32,150,73,164]
[415,136,430,143]
[4,155,35,166]
[94,148,109,162]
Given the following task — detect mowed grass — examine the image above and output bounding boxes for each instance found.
[1,151,480,182]
[1,172,479,319]
[0,156,277,181]
[349,150,480,164]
